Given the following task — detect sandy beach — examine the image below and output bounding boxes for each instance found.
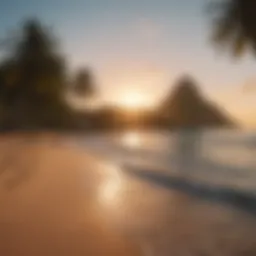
[0,133,255,255]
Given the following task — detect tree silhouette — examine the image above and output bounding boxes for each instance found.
[209,0,256,57]
[0,19,71,129]
[73,68,95,97]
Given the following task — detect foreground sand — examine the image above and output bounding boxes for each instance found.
[0,133,255,255]
[0,133,142,256]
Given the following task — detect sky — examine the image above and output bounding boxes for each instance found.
[0,0,256,127]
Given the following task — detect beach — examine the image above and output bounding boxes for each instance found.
[0,132,255,255]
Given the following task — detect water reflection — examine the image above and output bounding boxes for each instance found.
[98,163,124,208]
[120,131,142,149]
[175,130,201,175]
[84,130,256,192]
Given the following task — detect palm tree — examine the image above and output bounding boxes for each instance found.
[0,19,71,128]
[209,0,256,57]
[73,68,95,97]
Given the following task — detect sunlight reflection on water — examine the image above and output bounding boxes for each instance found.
[120,131,142,149]
[98,163,124,208]
[83,130,256,192]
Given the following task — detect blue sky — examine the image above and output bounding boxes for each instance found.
[0,0,256,126]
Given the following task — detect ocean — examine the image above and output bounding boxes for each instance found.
[73,129,256,193]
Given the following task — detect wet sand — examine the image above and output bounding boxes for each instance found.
[0,133,255,255]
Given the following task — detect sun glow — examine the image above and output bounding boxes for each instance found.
[117,90,151,110]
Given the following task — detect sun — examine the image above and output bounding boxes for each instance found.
[117,91,150,110]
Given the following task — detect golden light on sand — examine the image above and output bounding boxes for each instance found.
[99,164,124,207]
